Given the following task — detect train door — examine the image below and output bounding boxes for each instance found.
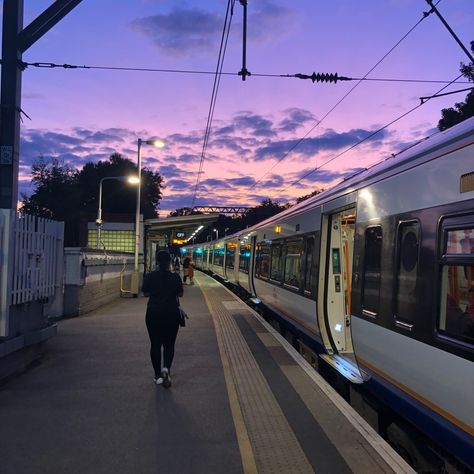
[325,208,355,352]
[249,236,257,296]
[318,206,363,382]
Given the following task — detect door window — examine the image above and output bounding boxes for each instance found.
[395,222,420,324]
[362,226,382,316]
[255,242,270,279]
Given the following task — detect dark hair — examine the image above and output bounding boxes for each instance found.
[156,251,171,271]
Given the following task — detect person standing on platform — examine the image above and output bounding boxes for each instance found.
[182,255,195,285]
[142,250,183,388]
[173,255,181,273]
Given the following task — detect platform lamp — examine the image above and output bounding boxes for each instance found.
[131,138,165,296]
[96,175,140,249]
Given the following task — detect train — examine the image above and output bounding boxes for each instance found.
[182,116,474,472]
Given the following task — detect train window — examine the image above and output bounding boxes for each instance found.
[255,242,270,279]
[270,245,283,282]
[362,226,382,316]
[284,241,302,289]
[304,237,314,294]
[395,222,420,324]
[446,228,474,254]
[439,224,474,345]
[214,247,224,267]
[225,244,235,269]
[239,243,251,274]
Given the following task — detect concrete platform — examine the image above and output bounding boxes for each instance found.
[0,271,414,473]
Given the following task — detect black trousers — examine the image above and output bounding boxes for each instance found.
[146,315,179,378]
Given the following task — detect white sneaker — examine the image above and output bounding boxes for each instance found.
[154,377,163,385]
[161,368,171,388]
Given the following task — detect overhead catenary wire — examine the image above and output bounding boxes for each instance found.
[11,59,470,85]
[249,0,442,191]
[282,73,464,193]
[190,0,236,208]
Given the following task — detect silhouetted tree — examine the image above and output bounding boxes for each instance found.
[237,199,289,228]
[295,189,323,204]
[21,153,163,245]
[438,41,474,131]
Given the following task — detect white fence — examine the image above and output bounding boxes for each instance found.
[11,213,64,305]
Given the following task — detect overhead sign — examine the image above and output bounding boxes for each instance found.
[176,231,185,238]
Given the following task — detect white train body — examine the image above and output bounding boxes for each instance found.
[185,117,474,468]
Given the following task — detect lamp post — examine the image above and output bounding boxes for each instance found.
[213,228,219,240]
[96,175,139,249]
[132,138,165,295]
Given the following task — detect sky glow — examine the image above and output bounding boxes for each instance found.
[9,0,474,215]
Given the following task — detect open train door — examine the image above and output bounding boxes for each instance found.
[318,205,364,383]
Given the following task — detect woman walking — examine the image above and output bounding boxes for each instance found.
[142,250,183,388]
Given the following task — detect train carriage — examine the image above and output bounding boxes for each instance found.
[184,117,474,470]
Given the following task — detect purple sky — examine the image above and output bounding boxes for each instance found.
[7,0,474,214]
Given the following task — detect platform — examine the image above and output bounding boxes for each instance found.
[0,272,414,474]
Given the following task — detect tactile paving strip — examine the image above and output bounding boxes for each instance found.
[200,277,314,474]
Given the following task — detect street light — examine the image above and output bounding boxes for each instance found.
[213,228,219,240]
[132,137,165,295]
[96,175,139,249]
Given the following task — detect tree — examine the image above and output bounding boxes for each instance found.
[237,199,289,228]
[295,189,323,204]
[438,41,474,131]
[21,153,163,246]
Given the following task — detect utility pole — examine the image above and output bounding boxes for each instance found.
[0,0,83,337]
[0,0,83,210]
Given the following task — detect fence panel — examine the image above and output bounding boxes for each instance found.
[11,213,63,305]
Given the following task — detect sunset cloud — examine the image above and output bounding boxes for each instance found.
[19,110,412,213]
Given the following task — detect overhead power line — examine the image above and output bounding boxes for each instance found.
[420,86,474,104]
[249,2,440,191]
[190,0,236,208]
[8,60,470,85]
[283,73,464,192]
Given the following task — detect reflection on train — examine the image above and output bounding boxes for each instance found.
[183,117,474,472]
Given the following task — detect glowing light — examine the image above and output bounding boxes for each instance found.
[334,324,343,332]
[275,225,282,234]
[127,176,140,184]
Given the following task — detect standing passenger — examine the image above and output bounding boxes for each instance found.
[142,250,183,388]
[174,255,181,273]
[182,255,191,284]
[188,257,195,285]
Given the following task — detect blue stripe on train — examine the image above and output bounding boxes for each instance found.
[364,368,474,469]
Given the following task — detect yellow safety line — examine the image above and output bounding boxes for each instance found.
[199,278,258,474]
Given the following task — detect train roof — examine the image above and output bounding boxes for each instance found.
[242,116,474,233]
[186,117,474,246]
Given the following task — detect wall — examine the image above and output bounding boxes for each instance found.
[63,248,141,317]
